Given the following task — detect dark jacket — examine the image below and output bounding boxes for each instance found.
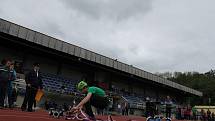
[25,70,43,89]
[0,65,10,85]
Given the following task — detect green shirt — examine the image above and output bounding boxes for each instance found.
[88,86,105,97]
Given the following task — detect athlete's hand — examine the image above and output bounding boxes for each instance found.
[71,106,80,113]
[72,106,79,110]
[79,105,83,110]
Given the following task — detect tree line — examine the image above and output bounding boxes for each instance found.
[157,70,215,106]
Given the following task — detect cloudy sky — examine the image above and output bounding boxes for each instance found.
[0,0,215,73]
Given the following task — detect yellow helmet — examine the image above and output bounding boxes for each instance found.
[77,81,88,91]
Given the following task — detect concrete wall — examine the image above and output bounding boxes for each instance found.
[132,82,145,95]
[0,46,24,62]
[144,85,157,98]
[111,76,129,91]
[23,55,59,74]
[61,63,84,80]
[94,71,110,83]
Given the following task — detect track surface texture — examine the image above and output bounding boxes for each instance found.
[0,109,186,121]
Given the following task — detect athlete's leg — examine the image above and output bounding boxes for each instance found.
[84,100,95,118]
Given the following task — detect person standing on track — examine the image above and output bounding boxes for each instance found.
[165,96,173,118]
[0,58,12,109]
[11,83,18,107]
[21,62,43,112]
[72,81,109,120]
[6,61,16,108]
[125,101,129,116]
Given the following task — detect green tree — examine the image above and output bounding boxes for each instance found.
[168,70,215,105]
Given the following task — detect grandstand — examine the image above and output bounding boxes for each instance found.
[0,18,202,115]
[41,73,78,94]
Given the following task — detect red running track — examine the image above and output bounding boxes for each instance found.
[0,109,187,121]
[0,108,145,121]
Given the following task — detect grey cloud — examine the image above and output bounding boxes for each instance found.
[42,21,65,39]
[61,0,152,21]
[1,0,215,73]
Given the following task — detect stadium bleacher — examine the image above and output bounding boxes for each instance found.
[123,95,144,104]
[122,95,145,109]
[41,73,79,94]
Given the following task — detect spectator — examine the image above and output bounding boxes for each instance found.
[184,107,188,120]
[122,102,126,115]
[11,83,18,106]
[187,106,192,120]
[122,101,129,116]
[125,102,129,116]
[117,103,122,115]
[192,106,197,120]
[181,107,185,120]
[212,112,215,121]
[176,106,182,120]
[207,109,211,121]
[165,96,173,118]
[0,58,12,109]
[33,100,36,110]
[7,62,16,108]
[104,97,113,115]
[21,62,43,112]
[201,109,206,121]
[184,106,191,120]
[145,97,153,117]
[200,109,204,121]
[203,112,207,121]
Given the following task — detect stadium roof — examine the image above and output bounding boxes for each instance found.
[0,18,203,96]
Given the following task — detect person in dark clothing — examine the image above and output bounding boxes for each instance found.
[126,103,130,116]
[34,100,37,109]
[145,99,150,117]
[145,97,154,117]
[212,112,215,121]
[0,58,12,109]
[207,109,211,121]
[7,62,16,108]
[21,63,43,112]
[165,96,173,118]
[177,107,182,120]
[122,101,129,116]
[44,100,49,110]
[122,102,126,115]
[11,83,18,106]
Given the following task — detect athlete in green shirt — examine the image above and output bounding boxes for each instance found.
[72,81,109,119]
